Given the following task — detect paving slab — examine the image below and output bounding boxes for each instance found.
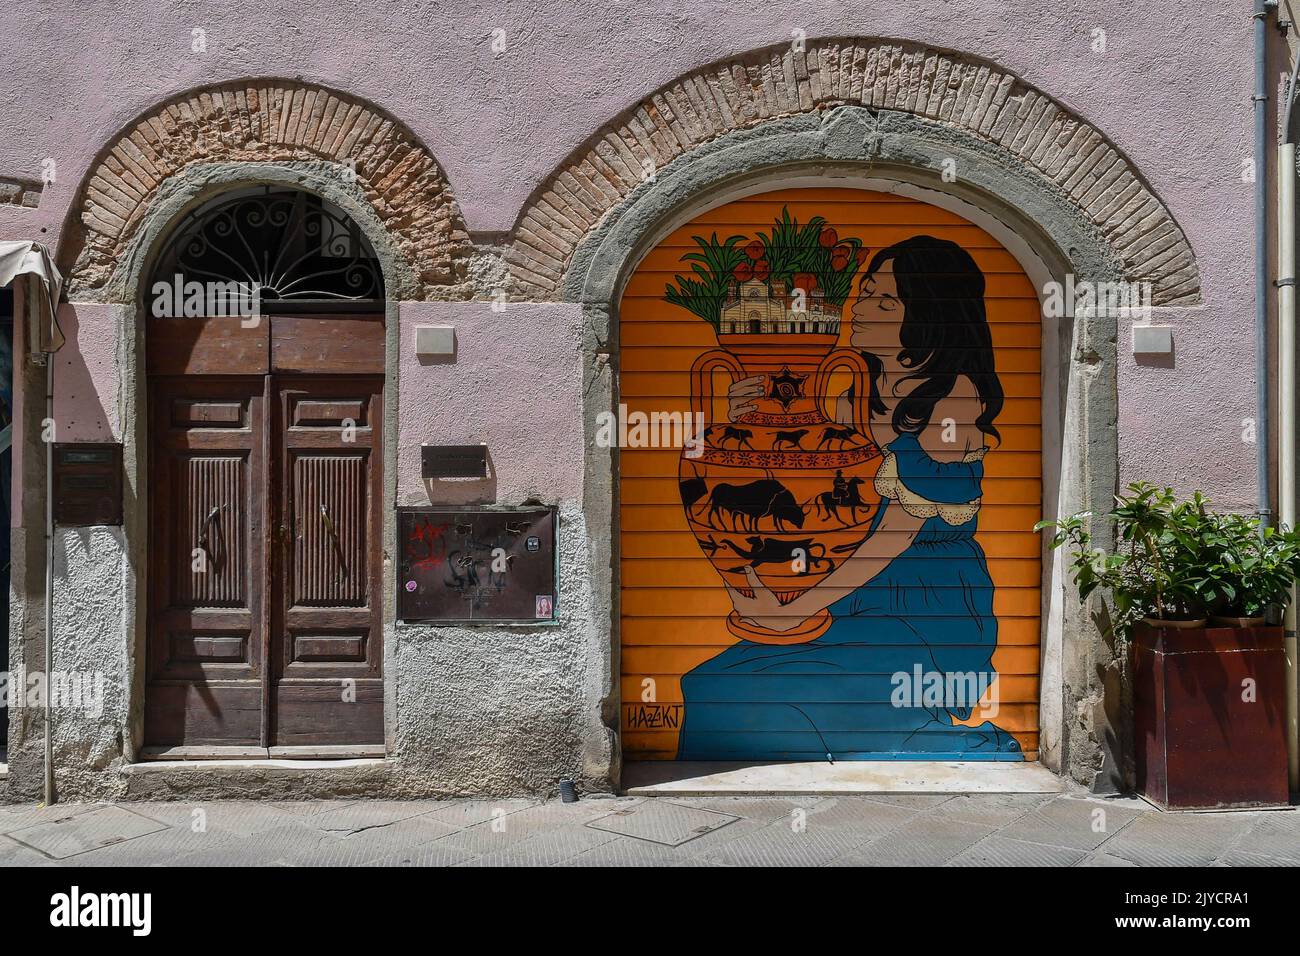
[421,798,538,829]
[0,802,101,836]
[657,795,825,822]
[931,792,1056,827]
[561,836,693,867]
[300,801,441,835]
[623,760,1064,795]
[167,822,345,867]
[830,816,997,866]
[694,819,869,866]
[0,794,1292,867]
[6,805,168,860]
[1228,811,1300,861]
[1077,851,1140,867]
[1100,810,1260,867]
[1218,848,1299,867]
[127,801,299,838]
[946,835,1088,867]
[800,796,921,837]
[455,826,620,866]
[996,795,1142,851]
[360,839,480,867]
[586,800,739,846]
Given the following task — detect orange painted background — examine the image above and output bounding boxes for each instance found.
[618,187,1041,760]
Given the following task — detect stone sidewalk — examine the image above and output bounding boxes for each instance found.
[1,790,1297,867]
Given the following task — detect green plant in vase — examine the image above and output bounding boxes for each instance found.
[1200,513,1300,623]
[664,207,869,324]
[1037,482,1300,634]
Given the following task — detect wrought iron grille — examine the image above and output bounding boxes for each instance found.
[148,186,385,311]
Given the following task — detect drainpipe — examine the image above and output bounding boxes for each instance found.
[1257,0,1276,541]
[43,327,54,805]
[1280,18,1300,794]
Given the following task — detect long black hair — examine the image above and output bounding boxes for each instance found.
[859,235,1003,442]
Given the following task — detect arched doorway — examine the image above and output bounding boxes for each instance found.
[619,185,1041,762]
[143,186,386,752]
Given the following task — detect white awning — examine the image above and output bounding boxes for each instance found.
[0,240,65,354]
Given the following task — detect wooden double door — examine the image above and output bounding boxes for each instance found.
[144,316,385,750]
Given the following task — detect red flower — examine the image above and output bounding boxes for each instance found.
[753,259,771,281]
[830,244,852,270]
[792,272,817,293]
[733,261,754,282]
[855,246,870,266]
[745,240,764,260]
[819,227,838,248]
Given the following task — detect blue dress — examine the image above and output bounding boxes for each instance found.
[677,432,1022,761]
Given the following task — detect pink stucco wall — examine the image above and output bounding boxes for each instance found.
[397,301,584,506]
[53,302,120,443]
[0,1,1272,509]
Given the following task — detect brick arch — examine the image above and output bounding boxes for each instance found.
[507,39,1199,306]
[60,78,472,299]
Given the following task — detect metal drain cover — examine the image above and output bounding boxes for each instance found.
[6,806,168,860]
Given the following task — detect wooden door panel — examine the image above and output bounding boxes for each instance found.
[272,681,385,746]
[291,454,368,607]
[147,317,269,376]
[144,684,264,748]
[145,378,266,747]
[272,315,385,374]
[272,376,384,745]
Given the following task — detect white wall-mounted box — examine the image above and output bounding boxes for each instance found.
[414,325,456,356]
[1132,325,1173,355]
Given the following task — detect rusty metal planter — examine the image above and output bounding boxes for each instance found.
[1132,623,1289,810]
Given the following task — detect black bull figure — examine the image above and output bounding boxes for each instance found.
[701,478,805,532]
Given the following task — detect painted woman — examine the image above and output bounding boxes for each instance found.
[677,235,1022,760]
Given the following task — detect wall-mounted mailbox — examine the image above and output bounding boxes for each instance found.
[53,443,123,526]
[398,507,556,623]
[421,444,488,479]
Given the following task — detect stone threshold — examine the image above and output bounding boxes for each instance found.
[137,745,385,761]
[124,757,389,774]
[622,760,1064,796]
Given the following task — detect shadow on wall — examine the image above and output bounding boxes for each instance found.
[53,304,113,442]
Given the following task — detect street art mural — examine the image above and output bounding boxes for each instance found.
[619,188,1042,761]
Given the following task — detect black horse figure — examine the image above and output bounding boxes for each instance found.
[813,477,869,524]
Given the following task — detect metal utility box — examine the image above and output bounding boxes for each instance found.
[397,507,556,623]
[421,444,489,479]
[52,443,123,526]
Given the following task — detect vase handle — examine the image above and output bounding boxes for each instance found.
[814,348,872,434]
[690,348,747,422]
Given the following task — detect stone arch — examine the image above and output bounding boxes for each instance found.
[59,78,472,300]
[508,38,1199,306]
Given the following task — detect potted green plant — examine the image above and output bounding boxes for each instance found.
[1035,483,1215,631]
[1199,512,1300,625]
[1037,483,1292,810]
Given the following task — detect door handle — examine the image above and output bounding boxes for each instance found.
[197,505,221,564]
[320,503,349,578]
